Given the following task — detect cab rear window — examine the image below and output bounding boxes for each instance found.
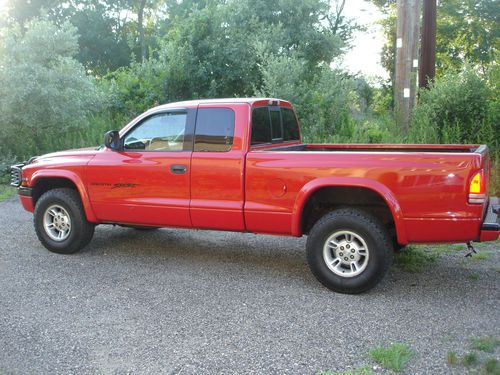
[251,106,300,145]
[282,108,300,141]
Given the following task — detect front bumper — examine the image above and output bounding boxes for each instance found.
[479,197,500,242]
[17,187,34,212]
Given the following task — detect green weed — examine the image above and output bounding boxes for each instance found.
[394,246,438,273]
[471,252,491,262]
[484,358,499,375]
[369,343,413,372]
[0,185,15,202]
[470,336,500,353]
[462,352,479,367]
[447,351,458,365]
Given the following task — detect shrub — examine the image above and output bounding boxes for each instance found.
[257,53,359,143]
[0,17,105,160]
[409,67,499,153]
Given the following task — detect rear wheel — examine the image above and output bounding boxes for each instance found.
[34,188,95,254]
[306,208,393,294]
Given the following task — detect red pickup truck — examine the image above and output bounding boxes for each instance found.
[11,98,500,293]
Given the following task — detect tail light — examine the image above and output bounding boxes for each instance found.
[468,170,486,204]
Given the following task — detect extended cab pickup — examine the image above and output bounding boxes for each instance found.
[11,98,500,293]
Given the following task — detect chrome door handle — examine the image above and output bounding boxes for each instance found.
[170,164,188,174]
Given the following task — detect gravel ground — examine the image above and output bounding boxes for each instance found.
[0,196,499,375]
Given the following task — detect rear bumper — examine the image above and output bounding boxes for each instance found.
[479,197,500,242]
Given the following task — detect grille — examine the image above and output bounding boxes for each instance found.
[10,165,23,187]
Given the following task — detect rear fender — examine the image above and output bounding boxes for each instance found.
[291,177,407,243]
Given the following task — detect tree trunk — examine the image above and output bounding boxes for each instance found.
[419,0,436,88]
[394,0,421,131]
[138,0,147,62]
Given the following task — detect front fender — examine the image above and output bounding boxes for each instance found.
[291,177,407,243]
[30,169,97,223]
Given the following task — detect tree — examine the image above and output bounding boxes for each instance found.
[436,0,499,74]
[3,0,167,75]
[106,0,357,115]
[370,0,499,79]
[138,0,147,62]
[0,18,103,158]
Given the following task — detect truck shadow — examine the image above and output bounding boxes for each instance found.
[89,225,314,283]
[87,225,498,298]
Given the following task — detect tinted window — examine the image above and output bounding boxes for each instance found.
[123,112,187,151]
[194,108,235,152]
[251,107,272,145]
[270,109,282,140]
[282,108,300,141]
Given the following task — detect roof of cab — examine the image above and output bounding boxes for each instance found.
[149,98,292,112]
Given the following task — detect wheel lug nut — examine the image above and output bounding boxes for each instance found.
[346,245,350,249]
[350,255,354,259]
[340,246,344,250]
[344,257,348,261]
[339,252,343,256]
[351,249,355,253]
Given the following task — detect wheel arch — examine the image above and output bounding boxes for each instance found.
[30,170,97,222]
[291,177,407,244]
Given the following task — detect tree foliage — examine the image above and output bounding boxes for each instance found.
[370,0,499,79]
[3,0,168,74]
[105,0,353,116]
[436,0,499,74]
[0,18,104,158]
[408,67,499,149]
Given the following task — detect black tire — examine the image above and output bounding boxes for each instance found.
[34,188,95,254]
[306,208,393,294]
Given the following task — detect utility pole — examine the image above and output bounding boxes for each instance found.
[419,0,437,88]
[394,0,421,131]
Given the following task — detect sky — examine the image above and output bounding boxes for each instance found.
[339,0,389,80]
[0,0,6,18]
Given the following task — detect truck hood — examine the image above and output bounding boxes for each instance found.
[30,146,100,165]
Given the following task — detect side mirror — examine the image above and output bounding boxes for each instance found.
[104,130,121,151]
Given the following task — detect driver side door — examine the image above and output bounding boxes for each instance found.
[87,109,195,228]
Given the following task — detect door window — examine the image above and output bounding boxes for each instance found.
[194,108,235,152]
[123,112,188,151]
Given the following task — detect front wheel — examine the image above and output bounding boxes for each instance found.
[34,188,95,254]
[306,208,393,294]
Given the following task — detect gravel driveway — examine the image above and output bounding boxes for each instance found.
[1,196,499,375]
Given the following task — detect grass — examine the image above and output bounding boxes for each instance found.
[317,368,374,375]
[0,184,15,202]
[470,336,500,353]
[447,351,458,365]
[462,352,479,367]
[369,343,413,372]
[470,252,491,262]
[428,243,464,255]
[484,358,499,375]
[468,273,480,281]
[393,246,438,273]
